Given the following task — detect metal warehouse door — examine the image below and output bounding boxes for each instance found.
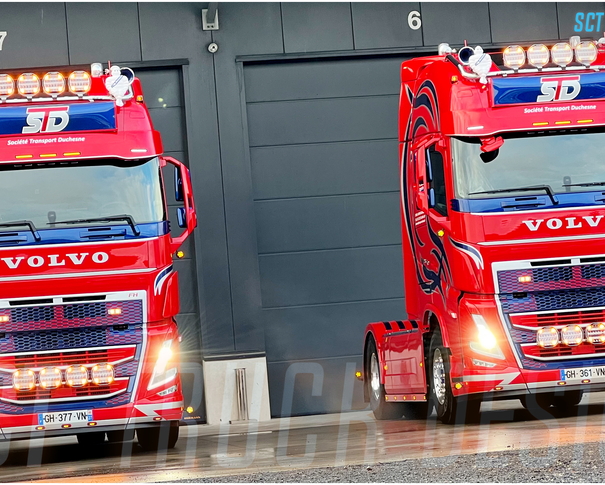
[243,55,411,416]
[137,67,205,423]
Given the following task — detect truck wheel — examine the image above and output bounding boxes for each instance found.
[429,329,480,424]
[77,431,106,445]
[137,422,179,451]
[367,341,404,420]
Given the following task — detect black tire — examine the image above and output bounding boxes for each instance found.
[76,431,106,446]
[137,422,179,451]
[107,429,135,443]
[429,328,480,424]
[366,340,404,420]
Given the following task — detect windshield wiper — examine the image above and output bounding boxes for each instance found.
[468,185,559,205]
[50,215,141,236]
[562,181,605,188]
[0,220,42,241]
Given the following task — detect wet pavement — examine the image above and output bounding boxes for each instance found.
[3,393,605,482]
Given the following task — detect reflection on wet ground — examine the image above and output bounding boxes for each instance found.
[3,393,605,482]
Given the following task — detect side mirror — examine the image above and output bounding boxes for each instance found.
[174,166,184,202]
[177,207,187,228]
[428,187,436,208]
[162,156,197,253]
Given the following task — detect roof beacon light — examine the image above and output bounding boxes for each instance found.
[17,73,40,98]
[551,42,573,67]
[503,45,525,70]
[68,70,91,96]
[575,41,598,66]
[527,44,550,69]
[91,63,103,78]
[0,74,14,99]
[42,72,65,97]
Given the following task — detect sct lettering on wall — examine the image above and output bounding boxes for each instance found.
[575,12,605,33]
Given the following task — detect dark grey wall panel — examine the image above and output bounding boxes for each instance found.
[490,3,559,43]
[66,3,141,64]
[259,246,403,308]
[268,357,366,417]
[251,140,399,200]
[0,3,69,69]
[255,193,401,254]
[244,57,406,102]
[557,3,605,39]
[421,3,491,47]
[264,298,405,362]
[137,70,183,109]
[352,3,423,50]
[210,3,284,353]
[282,3,354,53]
[139,3,235,355]
[248,96,398,147]
[147,107,185,153]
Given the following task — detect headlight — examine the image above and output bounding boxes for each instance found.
[537,327,559,348]
[148,339,178,390]
[66,365,89,387]
[469,314,505,359]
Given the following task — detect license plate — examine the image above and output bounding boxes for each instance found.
[560,366,605,381]
[38,410,93,426]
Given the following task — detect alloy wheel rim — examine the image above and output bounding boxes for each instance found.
[370,353,381,401]
[433,348,446,405]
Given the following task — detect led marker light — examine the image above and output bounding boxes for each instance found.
[0,315,10,323]
[107,307,122,316]
[503,45,526,70]
[551,42,574,67]
[17,73,40,98]
[537,327,559,348]
[527,44,550,69]
[518,275,532,284]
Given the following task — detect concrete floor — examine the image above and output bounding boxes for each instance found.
[2,392,605,482]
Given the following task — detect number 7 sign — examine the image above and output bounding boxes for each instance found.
[0,32,6,51]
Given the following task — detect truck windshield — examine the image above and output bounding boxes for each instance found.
[0,158,164,229]
[452,131,605,199]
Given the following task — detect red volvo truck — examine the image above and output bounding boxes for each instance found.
[0,64,196,448]
[362,37,605,423]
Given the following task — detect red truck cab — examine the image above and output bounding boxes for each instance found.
[363,38,605,423]
[0,64,196,448]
